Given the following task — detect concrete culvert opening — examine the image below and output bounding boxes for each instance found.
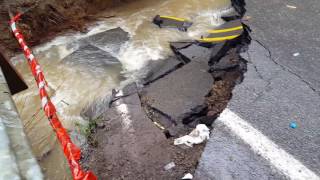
[1,0,251,179]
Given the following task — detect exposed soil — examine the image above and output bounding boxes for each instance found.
[0,0,134,53]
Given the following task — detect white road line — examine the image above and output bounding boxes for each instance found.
[218,108,320,180]
[115,90,132,130]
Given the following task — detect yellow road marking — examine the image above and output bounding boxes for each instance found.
[207,25,243,33]
[160,16,187,22]
[199,34,240,43]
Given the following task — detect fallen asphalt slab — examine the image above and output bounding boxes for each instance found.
[195,0,320,179]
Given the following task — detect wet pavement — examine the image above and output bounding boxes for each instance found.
[195,0,320,179]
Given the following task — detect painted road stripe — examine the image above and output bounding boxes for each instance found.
[160,16,187,22]
[208,25,243,33]
[199,35,240,43]
[218,109,320,180]
[115,90,132,130]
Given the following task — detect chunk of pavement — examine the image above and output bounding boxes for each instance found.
[85,27,129,54]
[209,42,228,65]
[210,54,240,72]
[173,44,212,64]
[143,61,213,120]
[221,11,241,21]
[170,41,195,50]
[62,44,122,75]
[181,105,208,125]
[143,56,183,85]
[153,15,193,32]
[98,88,173,176]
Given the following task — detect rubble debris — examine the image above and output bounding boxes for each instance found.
[181,173,193,179]
[290,122,298,129]
[174,124,210,147]
[164,162,176,171]
[153,15,193,32]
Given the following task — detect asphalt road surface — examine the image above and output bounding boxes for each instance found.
[195,0,320,179]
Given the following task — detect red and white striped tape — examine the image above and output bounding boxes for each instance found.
[10,13,97,180]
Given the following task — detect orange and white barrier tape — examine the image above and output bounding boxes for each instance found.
[10,13,97,180]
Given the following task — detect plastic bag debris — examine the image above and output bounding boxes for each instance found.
[293,52,300,57]
[174,124,210,147]
[164,162,176,171]
[181,173,193,179]
[286,5,297,9]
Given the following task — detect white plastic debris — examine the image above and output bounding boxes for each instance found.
[164,162,176,171]
[181,173,193,179]
[174,124,210,147]
[286,5,297,9]
[293,52,300,57]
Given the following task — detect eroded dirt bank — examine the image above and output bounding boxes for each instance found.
[0,0,134,53]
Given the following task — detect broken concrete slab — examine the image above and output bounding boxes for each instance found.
[83,82,205,179]
[143,60,213,120]
[143,57,183,85]
[210,53,240,72]
[85,27,129,54]
[174,44,212,64]
[62,44,122,75]
[153,15,193,32]
[170,42,214,65]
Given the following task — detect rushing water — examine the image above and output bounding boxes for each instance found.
[11,0,231,179]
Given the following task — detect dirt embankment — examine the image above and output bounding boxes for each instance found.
[0,0,133,54]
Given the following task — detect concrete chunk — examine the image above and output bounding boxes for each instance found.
[143,61,213,120]
[85,27,129,54]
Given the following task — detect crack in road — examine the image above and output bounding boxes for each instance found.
[253,39,320,96]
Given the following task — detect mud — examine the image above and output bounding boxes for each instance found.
[0,0,134,53]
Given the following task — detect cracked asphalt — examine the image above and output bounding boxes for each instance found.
[195,0,320,179]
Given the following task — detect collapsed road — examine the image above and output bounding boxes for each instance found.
[81,1,251,179]
[2,0,319,179]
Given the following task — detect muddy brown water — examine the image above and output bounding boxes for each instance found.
[10,0,231,179]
